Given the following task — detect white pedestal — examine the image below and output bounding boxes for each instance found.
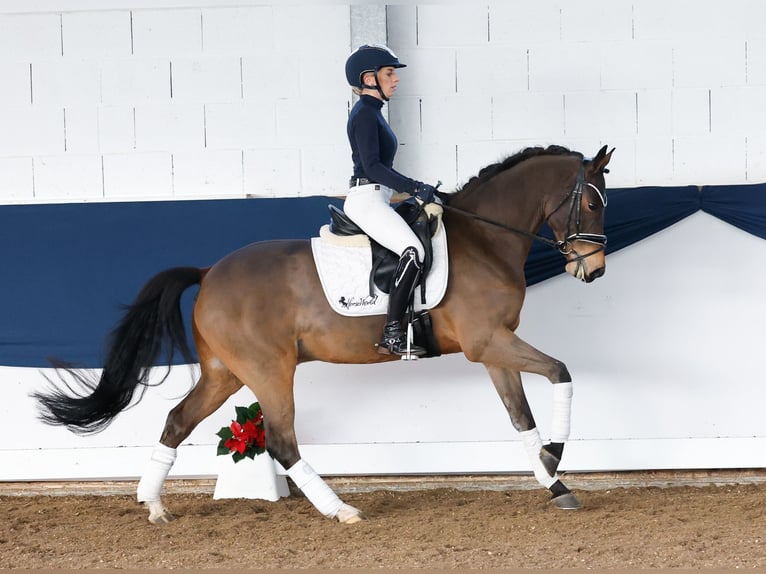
[213,455,290,501]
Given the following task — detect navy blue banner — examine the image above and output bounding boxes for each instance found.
[2,184,764,368]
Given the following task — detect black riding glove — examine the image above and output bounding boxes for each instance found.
[413,182,437,204]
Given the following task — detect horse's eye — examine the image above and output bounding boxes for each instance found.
[587,202,599,211]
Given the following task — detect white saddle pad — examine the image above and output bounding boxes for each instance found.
[310,217,449,317]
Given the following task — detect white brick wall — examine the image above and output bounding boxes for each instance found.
[1,1,766,203]
[0,3,350,203]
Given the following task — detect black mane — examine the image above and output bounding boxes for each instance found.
[452,145,584,198]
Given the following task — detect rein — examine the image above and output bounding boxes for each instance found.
[440,162,607,263]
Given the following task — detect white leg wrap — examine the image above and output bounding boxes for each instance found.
[286,459,344,519]
[550,382,573,443]
[519,428,558,488]
[136,443,176,503]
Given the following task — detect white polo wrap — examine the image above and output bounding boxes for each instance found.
[286,459,344,518]
[136,443,176,502]
[550,382,573,443]
[519,428,558,488]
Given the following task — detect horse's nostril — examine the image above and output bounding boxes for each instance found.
[590,266,606,281]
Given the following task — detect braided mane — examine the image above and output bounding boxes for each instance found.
[455,145,583,197]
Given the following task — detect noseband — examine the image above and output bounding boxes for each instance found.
[548,164,607,259]
[441,161,607,263]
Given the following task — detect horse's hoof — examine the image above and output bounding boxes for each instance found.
[143,501,176,524]
[551,492,581,510]
[336,503,366,524]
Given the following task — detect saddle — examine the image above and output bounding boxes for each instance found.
[326,199,441,303]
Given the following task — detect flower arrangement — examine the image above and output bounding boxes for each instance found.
[216,402,266,463]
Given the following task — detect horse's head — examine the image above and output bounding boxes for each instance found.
[546,145,614,283]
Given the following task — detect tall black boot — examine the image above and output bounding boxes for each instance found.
[377,246,427,357]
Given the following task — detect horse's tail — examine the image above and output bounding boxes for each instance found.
[33,266,203,435]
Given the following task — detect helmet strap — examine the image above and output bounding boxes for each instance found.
[363,71,389,102]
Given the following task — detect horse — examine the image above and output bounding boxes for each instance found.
[34,144,614,524]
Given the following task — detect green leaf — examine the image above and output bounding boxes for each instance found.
[247,402,262,419]
[217,444,231,456]
[232,451,245,463]
[216,427,233,440]
[234,406,250,424]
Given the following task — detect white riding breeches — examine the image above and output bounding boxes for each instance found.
[343,183,426,262]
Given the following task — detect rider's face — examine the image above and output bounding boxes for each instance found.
[364,67,399,100]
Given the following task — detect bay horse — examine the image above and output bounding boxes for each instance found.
[34,144,614,524]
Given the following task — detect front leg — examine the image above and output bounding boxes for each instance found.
[485,365,580,510]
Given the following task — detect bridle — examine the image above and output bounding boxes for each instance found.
[439,162,608,263]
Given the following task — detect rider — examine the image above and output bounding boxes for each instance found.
[343,44,439,357]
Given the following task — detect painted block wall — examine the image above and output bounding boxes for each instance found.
[1,1,766,203]
[387,0,766,190]
[0,3,352,202]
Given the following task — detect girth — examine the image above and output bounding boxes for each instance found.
[327,199,440,302]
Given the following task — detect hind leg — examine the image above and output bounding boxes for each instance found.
[137,352,243,524]
[486,365,580,510]
[224,355,365,524]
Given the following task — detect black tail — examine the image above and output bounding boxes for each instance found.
[32,266,203,434]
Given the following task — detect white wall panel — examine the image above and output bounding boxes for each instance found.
[420,95,492,144]
[102,152,172,198]
[0,106,62,156]
[63,106,99,153]
[135,103,204,152]
[97,105,135,154]
[416,4,488,47]
[170,57,241,103]
[492,92,564,140]
[393,47,455,97]
[300,146,351,197]
[0,13,61,61]
[560,0,633,43]
[565,91,636,139]
[637,89,672,136]
[394,141,457,191]
[0,62,31,107]
[712,87,766,136]
[32,59,100,106]
[672,88,710,137]
[385,5,416,49]
[488,3,560,45]
[131,9,202,57]
[672,40,746,89]
[61,11,131,58]
[202,7,273,55]
[635,137,674,185]
[674,134,745,185]
[456,46,527,94]
[242,52,300,100]
[746,38,766,86]
[205,102,276,150]
[0,157,33,201]
[33,154,102,199]
[243,147,300,197]
[529,43,601,92]
[601,41,673,91]
[172,149,242,197]
[100,59,170,105]
[746,134,766,182]
[275,98,347,147]
[455,140,519,187]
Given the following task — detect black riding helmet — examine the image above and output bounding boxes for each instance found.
[345,44,406,101]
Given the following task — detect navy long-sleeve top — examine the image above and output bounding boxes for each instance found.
[347,95,417,194]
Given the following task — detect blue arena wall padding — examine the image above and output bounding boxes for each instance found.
[2,184,764,368]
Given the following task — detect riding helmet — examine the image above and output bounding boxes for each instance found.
[345,44,406,88]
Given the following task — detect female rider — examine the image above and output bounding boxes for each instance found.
[343,44,439,357]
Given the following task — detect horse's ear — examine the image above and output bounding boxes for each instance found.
[589,145,615,173]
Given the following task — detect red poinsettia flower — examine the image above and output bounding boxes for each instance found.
[224,421,251,455]
[216,402,267,462]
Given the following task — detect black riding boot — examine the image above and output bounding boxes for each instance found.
[377,246,427,357]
